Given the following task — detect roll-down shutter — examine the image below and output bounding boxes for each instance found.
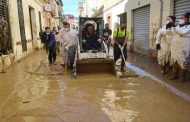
[133,5,150,53]
[174,0,190,23]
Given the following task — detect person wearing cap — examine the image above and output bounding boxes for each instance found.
[59,22,78,70]
[113,21,129,72]
[156,16,176,74]
[170,12,190,82]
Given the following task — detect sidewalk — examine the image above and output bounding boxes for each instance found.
[127,52,190,96]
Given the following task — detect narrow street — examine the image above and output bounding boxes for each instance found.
[0,50,190,122]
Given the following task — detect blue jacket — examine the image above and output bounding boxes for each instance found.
[41,32,56,47]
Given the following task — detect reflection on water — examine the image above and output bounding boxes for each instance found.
[101,89,138,122]
[1,51,190,122]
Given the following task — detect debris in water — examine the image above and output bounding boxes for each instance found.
[22,101,30,104]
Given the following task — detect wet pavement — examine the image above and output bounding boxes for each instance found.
[0,50,190,122]
[127,52,190,96]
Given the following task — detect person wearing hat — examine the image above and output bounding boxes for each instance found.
[156,16,176,74]
[113,21,129,72]
[170,12,190,82]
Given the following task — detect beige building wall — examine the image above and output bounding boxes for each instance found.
[85,0,98,17]
[125,0,173,49]
[92,0,174,54]
[48,0,60,29]
[8,0,26,60]
[8,0,58,60]
[104,0,124,10]
[103,0,127,30]
[24,0,44,50]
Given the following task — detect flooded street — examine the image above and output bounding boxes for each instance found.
[0,50,190,122]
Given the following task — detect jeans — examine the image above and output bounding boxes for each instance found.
[48,45,56,64]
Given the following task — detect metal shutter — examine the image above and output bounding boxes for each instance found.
[174,0,190,23]
[133,5,150,53]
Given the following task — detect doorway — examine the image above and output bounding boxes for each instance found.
[29,6,37,48]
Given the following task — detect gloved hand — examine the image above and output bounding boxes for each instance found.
[118,44,124,51]
[166,23,172,29]
[156,43,161,50]
[65,46,69,50]
[64,42,67,47]
[60,42,66,47]
[97,39,101,43]
[82,40,86,43]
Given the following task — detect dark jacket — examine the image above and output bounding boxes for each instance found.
[39,29,44,42]
[103,28,112,40]
[41,32,56,47]
[82,31,100,50]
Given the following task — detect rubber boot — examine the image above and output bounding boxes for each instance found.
[160,65,166,75]
[169,64,178,80]
[121,66,126,72]
[179,69,186,82]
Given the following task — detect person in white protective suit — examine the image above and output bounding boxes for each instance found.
[170,12,190,82]
[156,16,176,74]
[59,22,78,70]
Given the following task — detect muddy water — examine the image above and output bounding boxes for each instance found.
[0,51,190,122]
[127,52,190,96]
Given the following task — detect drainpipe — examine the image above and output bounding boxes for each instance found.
[159,0,163,28]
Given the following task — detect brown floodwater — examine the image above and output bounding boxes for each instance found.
[0,50,190,122]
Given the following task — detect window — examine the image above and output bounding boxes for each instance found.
[0,0,11,54]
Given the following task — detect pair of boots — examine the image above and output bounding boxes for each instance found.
[169,63,186,82]
[121,66,126,72]
[179,69,186,82]
[160,63,171,75]
[160,65,167,75]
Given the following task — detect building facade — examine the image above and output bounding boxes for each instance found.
[0,0,64,72]
[78,0,99,17]
[87,0,190,56]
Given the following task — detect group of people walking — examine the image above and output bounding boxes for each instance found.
[156,12,190,82]
[40,22,78,71]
